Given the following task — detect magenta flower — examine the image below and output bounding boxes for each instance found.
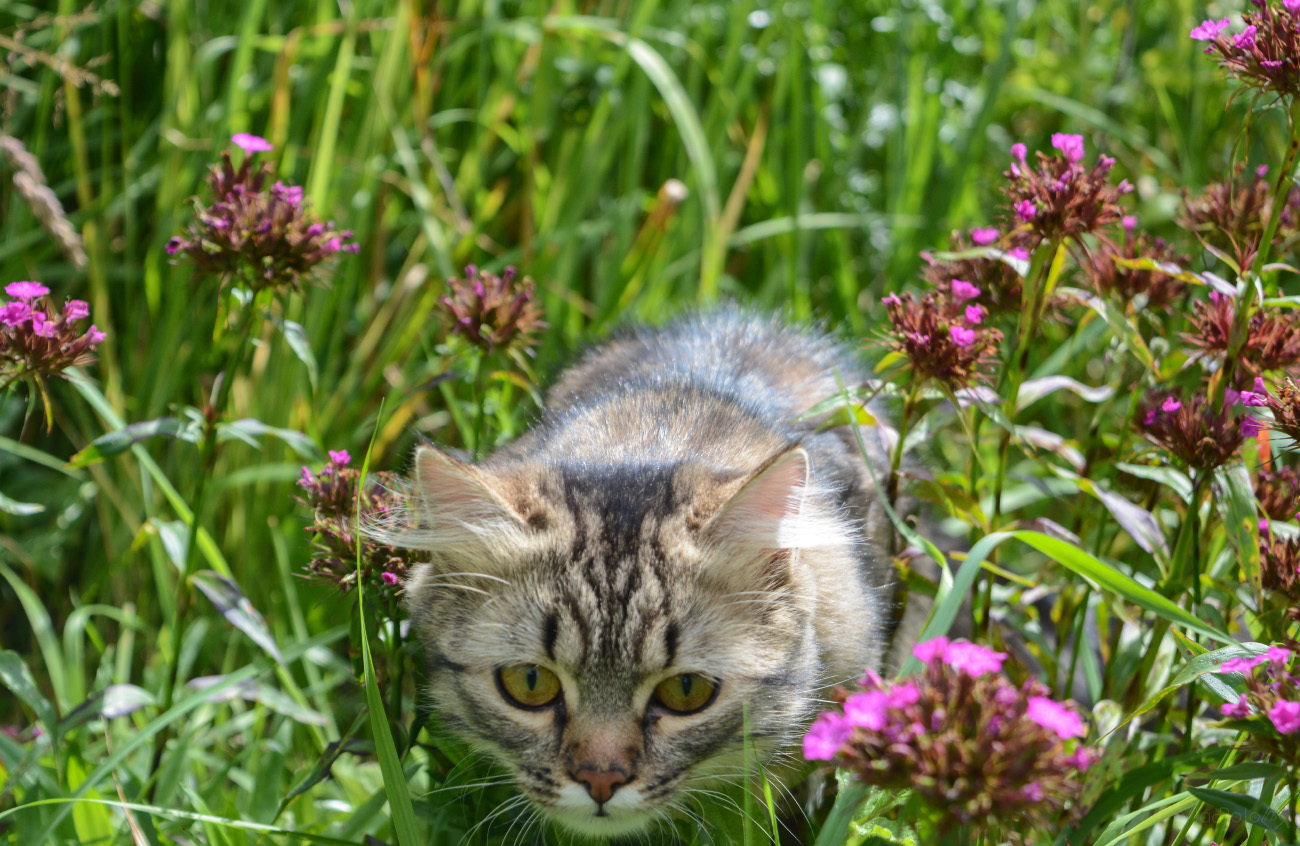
[1233,24,1258,51]
[5,281,49,300]
[1190,17,1231,40]
[951,279,981,302]
[1240,391,1269,407]
[1267,646,1292,671]
[63,300,89,320]
[887,681,921,708]
[913,637,950,665]
[1050,133,1085,164]
[944,641,1009,676]
[1026,696,1087,739]
[844,691,890,730]
[802,711,852,760]
[1243,416,1266,437]
[1270,700,1300,734]
[949,326,976,347]
[1,301,31,326]
[1161,397,1182,413]
[882,292,902,307]
[381,571,401,586]
[1122,215,1137,231]
[1220,655,1267,674]
[1221,693,1252,719]
[970,227,999,246]
[328,449,352,467]
[965,304,985,324]
[231,133,273,153]
[1015,200,1037,221]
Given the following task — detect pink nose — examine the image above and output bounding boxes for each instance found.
[574,768,632,803]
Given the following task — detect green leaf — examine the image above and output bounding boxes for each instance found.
[1214,462,1262,594]
[1008,531,1233,644]
[1107,644,1267,739]
[273,318,319,392]
[191,570,285,665]
[1117,462,1193,504]
[0,490,43,515]
[813,780,868,846]
[354,405,422,846]
[217,418,322,460]
[185,676,327,726]
[1015,375,1113,412]
[1070,748,1222,842]
[276,710,369,820]
[0,650,56,730]
[61,684,156,731]
[1206,762,1287,781]
[66,416,198,468]
[1083,292,1157,374]
[1188,787,1288,835]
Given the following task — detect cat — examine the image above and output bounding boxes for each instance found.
[376,309,899,839]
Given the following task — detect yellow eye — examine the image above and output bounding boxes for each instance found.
[653,673,718,714]
[497,664,562,709]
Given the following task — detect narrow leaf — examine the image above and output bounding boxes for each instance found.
[1016,375,1114,411]
[186,676,327,726]
[217,419,322,461]
[274,318,319,392]
[1188,787,1287,835]
[66,417,198,468]
[0,491,43,515]
[0,650,56,730]
[191,571,285,665]
[61,684,156,731]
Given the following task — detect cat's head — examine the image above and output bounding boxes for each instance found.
[379,444,856,837]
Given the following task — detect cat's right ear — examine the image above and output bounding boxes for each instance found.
[373,445,531,566]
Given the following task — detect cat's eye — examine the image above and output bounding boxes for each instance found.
[497,664,562,709]
[653,673,718,714]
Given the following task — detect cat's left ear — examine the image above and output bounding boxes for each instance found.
[702,446,846,555]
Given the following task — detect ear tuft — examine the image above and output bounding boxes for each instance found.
[366,445,530,566]
[703,447,848,552]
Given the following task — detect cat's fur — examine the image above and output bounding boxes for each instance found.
[378,310,897,838]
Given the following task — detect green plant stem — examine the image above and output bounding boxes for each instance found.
[471,350,490,457]
[146,298,260,800]
[887,380,921,506]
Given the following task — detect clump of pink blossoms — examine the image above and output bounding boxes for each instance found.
[1004,133,1132,244]
[1,280,106,425]
[167,134,358,293]
[1216,642,1300,768]
[804,637,1096,833]
[296,449,410,593]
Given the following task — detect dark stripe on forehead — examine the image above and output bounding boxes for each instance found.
[543,612,559,661]
[558,462,680,552]
[664,622,679,668]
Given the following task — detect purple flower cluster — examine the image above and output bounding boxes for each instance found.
[1216,643,1300,766]
[878,289,1002,390]
[1180,163,1300,272]
[804,637,1095,831]
[1003,134,1132,244]
[1,280,106,396]
[1192,3,1300,99]
[167,135,358,293]
[1135,390,1251,471]
[1183,291,1300,377]
[297,449,410,593]
[921,228,1032,314]
[438,265,546,356]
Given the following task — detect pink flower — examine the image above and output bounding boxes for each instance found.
[950,326,976,347]
[1269,700,1300,734]
[1008,247,1030,260]
[912,637,950,665]
[1286,0,1300,14]
[845,691,890,731]
[231,133,273,153]
[1253,376,1268,394]
[882,293,902,306]
[970,227,999,246]
[1267,646,1291,672]
[887,681,921,708]
[1161,397,1181,413]
[328,449,352,467]
[1243,416,1266,437]
[1190,17,1231,40]
[0,301,31,326]
[1022,782,1045,802]
[63,300,89,320]
[1026,696,1087,739]
[1233,24,1257,50]
[298,466,314,489]
[30,312,57,338]
[1220,655,1266,674]
[1010,143,1027,163]
[1015,200,1037,221]
[381,571,401,586]
[1240,391,1269,407]
[1066,748,1094,771]
[1122,215,1137,231]
[944,641,1008,676]
[5,281,49,300]
[951,279,981,302]
[965,305,985,324]
[1220,693,1251,719]
[1050,133,1085,164]
[803,711,852,760]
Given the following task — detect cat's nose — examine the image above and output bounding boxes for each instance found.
[574,767,632,803]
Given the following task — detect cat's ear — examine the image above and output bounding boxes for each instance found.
[372,445,530,566]
[702,447,847,555]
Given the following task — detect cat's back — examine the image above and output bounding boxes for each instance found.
[501,309,875,479]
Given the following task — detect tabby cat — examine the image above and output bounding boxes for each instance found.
[379,310,897,838]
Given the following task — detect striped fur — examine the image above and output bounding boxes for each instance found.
[383,310,896,837]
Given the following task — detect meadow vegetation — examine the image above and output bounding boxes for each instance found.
[1,0,1298,843]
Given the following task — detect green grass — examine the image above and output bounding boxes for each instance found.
[0,0,1290,844]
